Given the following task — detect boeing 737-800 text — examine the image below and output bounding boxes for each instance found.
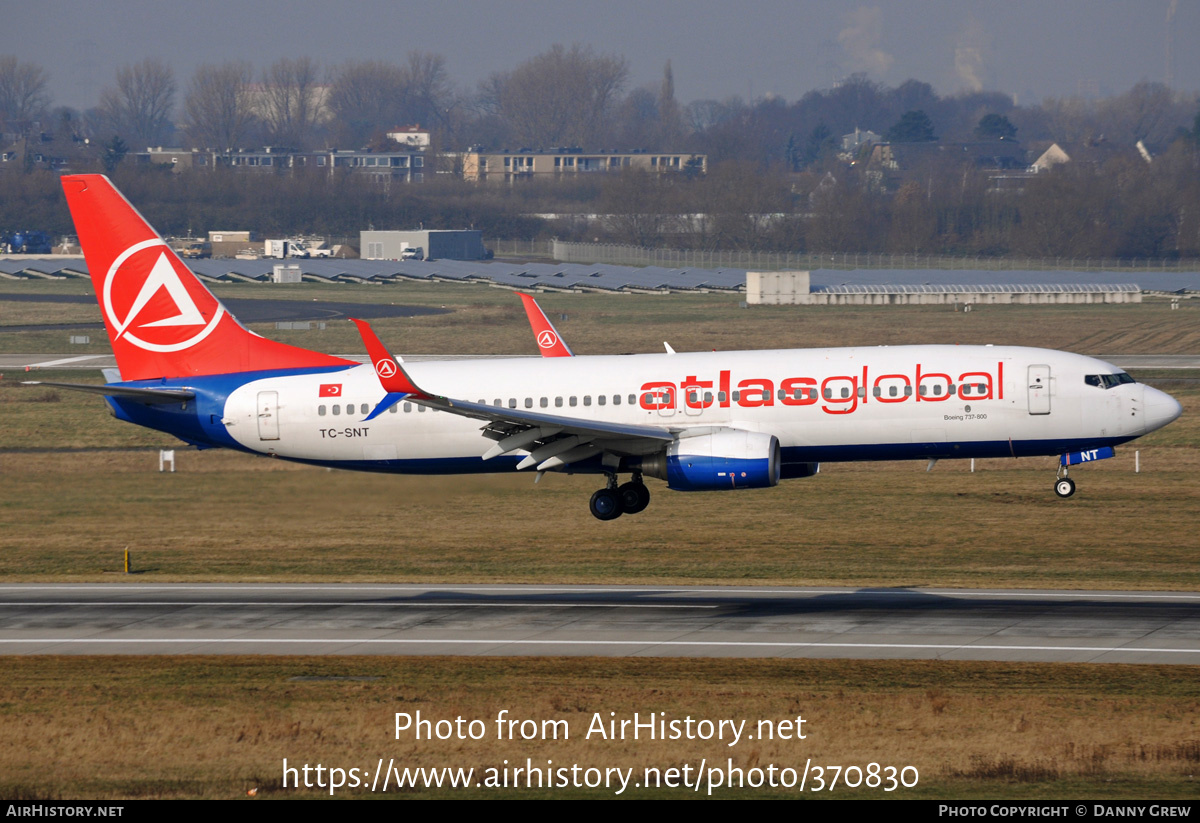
[30,175,1182,520]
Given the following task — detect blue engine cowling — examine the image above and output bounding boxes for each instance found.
[642,430,781,491]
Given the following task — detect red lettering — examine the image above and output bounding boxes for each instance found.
[639,381,676,411]
[957,371,994,400]
[820,374,858,415]
[780,377,817,406]
[736,378,774,408]
[873,373,911,404]
[915,363,953,402]
[719,370,731,407]
[682,375,715,409]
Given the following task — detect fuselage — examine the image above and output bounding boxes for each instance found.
[106,344,1181,476]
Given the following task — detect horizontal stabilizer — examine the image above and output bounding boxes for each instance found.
[22,380,194,403]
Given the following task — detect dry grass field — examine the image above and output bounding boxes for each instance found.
[1,281,1197,800]
[2,278,1200,356]
[0,656,1196,799]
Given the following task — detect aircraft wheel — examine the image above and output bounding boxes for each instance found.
[617,481,650,514]
[1054,477,1076,498]
[590,488,623,520]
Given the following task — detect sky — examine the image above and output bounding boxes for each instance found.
[7,0,1200,111]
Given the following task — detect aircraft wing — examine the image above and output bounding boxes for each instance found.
[351,318,674,470]
[21,381,195,404]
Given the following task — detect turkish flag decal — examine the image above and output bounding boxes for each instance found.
[319,384,342,397]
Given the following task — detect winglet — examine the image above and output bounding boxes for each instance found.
[517,292,573,357]
[350,318,428,398]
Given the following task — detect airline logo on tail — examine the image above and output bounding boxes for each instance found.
[103,239,224,353]
[536,329,559,350]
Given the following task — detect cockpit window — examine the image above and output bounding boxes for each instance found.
[1085,373,1136,389]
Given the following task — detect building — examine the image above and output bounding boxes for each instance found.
[747,271,1142,306]
[361,230,487,261]
[134,147,425,181]
[458,148,706,182]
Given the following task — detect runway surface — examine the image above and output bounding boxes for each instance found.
[1,584,1197,664]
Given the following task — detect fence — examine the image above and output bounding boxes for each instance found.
[542,240,1200,274]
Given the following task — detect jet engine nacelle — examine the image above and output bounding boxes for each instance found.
[642,430,781,491]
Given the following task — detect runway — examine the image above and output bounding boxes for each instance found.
[1,584,1197,664]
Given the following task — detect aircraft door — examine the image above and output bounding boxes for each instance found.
[257,391,280,440]
[657,388,676,418]
[1027,365,1051,415]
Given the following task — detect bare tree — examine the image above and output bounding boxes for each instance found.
[403,51,453,129]
[259,57,324,149]
[0,56,50,125]
[99,58,176,148]
[184,61,256,150]
[484,44,628,147]
[327,60,409,147]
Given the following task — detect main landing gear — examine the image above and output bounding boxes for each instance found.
[589,471,651,520]
[1054,464,1076,498]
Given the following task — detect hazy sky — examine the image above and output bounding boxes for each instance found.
[8,0,1200,111]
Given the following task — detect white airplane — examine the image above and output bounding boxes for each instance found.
[32,175,1183,520]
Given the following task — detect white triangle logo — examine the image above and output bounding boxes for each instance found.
[113,252,206,340]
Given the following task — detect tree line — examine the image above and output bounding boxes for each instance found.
[1,48,1199,260]
[3,49,1198,161]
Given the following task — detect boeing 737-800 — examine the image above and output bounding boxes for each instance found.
[30,175,1182,520]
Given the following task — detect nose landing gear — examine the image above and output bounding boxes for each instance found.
[1054,464,1076,498]
[589,471,651,520]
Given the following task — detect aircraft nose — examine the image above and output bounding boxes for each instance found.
[1143,386,1183,433]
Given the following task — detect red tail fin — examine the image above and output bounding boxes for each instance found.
[517,292,573,357]
[61,174,352,381]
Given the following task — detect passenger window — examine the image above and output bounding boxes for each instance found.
[933,385,943,397]
[613,394,621,405]
[823,389,832,400]
[872,387,881,397]
[733,391,741,401]
[361,403,369,414]
[389,404,397,413]
[919,385,928,396]
[598,395,606,406]
[525,398,533,408]
[540,397,548,408]
[889,386,897,397]
[418,405,426,413]
[628,394,636,405]
[904,386,912,397]
[508,398,517,408]
[318,405,326,416]
[841,388,850,399]
[332,404,340,415]
[703,392,712,403]
[583,396,592,406]
[555,397,563,407]
[570,396,578,407]
[494,398,502,406]
[858,387,866,398]
[403,403,412,412]
[718,391,727,402]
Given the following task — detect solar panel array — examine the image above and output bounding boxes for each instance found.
[2,258,1197,293]
[0,258,749,292]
